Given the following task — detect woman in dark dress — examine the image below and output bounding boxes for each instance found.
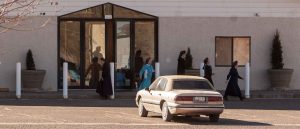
[224,61,244,101]
[203,57,214,86]
[85,57,102,91]
[134,50,144,88]
[100,58,113,99]
[177,50,186,75]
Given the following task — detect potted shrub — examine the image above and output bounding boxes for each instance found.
[21,49,46,91]
[268,30,293,90]
[184,47,199,76]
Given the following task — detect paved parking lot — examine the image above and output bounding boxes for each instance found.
[0,99,299,129]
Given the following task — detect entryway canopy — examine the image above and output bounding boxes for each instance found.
[59,3,158,19]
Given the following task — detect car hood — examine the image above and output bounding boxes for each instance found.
[169,90,222,96]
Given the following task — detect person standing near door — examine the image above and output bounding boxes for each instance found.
[139,57,154,90]
[224,61,244,101]
[134,50,144,89]
[203,57,214,86]
[177,50,186,75]
[100,58,113,99]
[85,57,102,90]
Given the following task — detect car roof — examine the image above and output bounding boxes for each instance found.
[159,75,206,80]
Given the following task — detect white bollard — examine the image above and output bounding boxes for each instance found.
[16,62,21,99]
[200,63,205,77]
[155,62,160,78]
[63,62,68,99]
[110,62,115,99]
[245,62,250,98]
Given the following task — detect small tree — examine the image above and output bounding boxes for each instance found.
[26,49,36,70]
[185,47,193,69]
[271,30,284,69]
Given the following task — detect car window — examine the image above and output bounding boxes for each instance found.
[155,78,167,91]
[149,78,161,90]
[172,79,212,90]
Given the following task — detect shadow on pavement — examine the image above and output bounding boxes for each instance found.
[0,98,299,111]
[0,99,137,107]
[224,99,300,110]
[150,116,271,126]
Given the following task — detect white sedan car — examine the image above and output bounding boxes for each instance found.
[136,75,224,122]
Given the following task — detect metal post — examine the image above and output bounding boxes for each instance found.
[63,62,68,99]
[245,62,250,98]
[155,62,160,78]
[200,63,205,77]
[16,62,21,99]
[110,62,115,99]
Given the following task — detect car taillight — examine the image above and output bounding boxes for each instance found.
[175,96,193,102]
[208,96,223,102]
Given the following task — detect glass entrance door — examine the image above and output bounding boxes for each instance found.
[115,21,132,89]
[59,20,157,90]
[84,21,105,88]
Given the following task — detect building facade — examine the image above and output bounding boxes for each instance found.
[1,0,300,91]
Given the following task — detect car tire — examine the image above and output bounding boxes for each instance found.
[138,99,148,117]
[209,114,220,122]
[162,102,173,122]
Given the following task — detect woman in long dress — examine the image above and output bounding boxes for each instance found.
[99,58,113,99]
[134,50,144,89]
[177,50,186,75]
[139,58,154,90]
[85,57,102,91]
[203,57,214,86]
[224,61,244,101]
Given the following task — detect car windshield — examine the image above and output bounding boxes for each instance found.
[172,79,213,90]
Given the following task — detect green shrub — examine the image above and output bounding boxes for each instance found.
[271,30,284,69]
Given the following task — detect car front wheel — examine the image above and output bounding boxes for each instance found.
[209,114,220,122]
[162,102,173,122]
[138,99,148,117]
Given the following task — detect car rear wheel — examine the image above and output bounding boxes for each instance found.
[209,114,220,122]
[138,99,148,117]
[162,102,173,122]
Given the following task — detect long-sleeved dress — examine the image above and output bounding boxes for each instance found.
[86,63,102,89]
[100,61,113,97]
[139,64,154,90]
[177,57,185,75]
[224,67,243,97]
[203,64,214,86]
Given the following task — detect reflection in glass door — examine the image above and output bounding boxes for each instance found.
[115,21,131,88]
[59,21,81,88]
[84,22,105,88]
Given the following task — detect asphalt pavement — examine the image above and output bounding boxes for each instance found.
[0,98,299,129]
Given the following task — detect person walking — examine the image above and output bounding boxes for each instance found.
[177,50,186,75]
[224,61,244,101]
[203,57,214,86]
[99,58,113,99]
[139,57,154,90]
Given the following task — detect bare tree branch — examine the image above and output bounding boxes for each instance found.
[0,0,59,33]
